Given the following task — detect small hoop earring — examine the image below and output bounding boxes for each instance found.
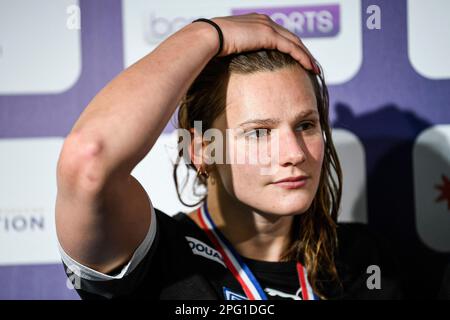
[196,166,209,179]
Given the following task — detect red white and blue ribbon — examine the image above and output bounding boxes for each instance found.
[296,261,317,300]
[197,202,318,300]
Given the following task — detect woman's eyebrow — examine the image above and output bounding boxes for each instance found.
[237,109,319,127]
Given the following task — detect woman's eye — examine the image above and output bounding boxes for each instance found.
[296,122,315,132]
[245,128,271,139]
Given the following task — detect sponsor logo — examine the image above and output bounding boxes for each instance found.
[0,138,63,265]
[122,0,361,84]
[223,287,248,300]
[265,287,302,300]
[232,4,340,38]
[413,125,450,252]
[0,209,45,233]
[185,236,226,267]
[147,13,198,44]
[435,175,450,210]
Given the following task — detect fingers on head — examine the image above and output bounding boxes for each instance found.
[271,23,315,61]
[249,13,318,72]
[276,36,314,71]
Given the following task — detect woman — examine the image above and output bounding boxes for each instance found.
[56,14,401,300]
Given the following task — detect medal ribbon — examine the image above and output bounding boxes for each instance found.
[197,202,317,300]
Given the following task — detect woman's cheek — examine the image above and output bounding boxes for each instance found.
[216,163,257,198]
[313,138,325,189]
[308,133,325,164]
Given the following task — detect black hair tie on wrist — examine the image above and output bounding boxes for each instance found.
[192,18,224,57]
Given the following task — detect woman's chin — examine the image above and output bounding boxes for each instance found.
[272,194,313,215]
[259,201,312,216]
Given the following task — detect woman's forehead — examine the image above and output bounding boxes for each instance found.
[220,67,317,126]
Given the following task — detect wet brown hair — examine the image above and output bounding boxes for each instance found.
[173,50,343,299]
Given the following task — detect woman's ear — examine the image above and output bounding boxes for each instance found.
[189,127,217,174]
[190,127,213,169]
[189,128,200,168]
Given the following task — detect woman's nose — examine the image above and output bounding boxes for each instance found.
[278,129,306,166]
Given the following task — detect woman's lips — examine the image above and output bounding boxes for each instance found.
[274,178,308,189]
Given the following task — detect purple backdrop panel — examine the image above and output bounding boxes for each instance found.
[0,263,78,300]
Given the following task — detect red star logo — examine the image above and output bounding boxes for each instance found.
[435,174,450,211]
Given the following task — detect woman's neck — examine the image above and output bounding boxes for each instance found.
[198,176,294,262]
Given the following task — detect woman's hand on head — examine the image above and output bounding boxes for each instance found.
[209,13,319,73]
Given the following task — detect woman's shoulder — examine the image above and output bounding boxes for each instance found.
[153,207,204,237]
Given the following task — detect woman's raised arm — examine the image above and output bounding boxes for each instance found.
[55,14,315,274]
